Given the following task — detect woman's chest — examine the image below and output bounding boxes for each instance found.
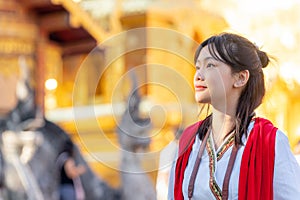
[182,135,245,200]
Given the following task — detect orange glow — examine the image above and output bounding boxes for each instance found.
[45,78,58,91]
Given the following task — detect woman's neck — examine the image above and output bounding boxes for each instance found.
[211,108,236,149]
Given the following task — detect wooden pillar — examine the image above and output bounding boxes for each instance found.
[36,30,47,114]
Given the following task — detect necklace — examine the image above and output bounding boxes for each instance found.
[188,130,239,200]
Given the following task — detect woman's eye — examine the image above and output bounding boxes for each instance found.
[206,63,215,68]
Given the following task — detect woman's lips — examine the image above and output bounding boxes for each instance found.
[195,85,207,91]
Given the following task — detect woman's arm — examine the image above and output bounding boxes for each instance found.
[273,130,300,199]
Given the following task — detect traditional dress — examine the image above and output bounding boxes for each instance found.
[168,118,300,199]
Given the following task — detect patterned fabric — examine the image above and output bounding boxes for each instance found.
[216,134,235,161]
[207,132,235,199]
[173,118,277,200]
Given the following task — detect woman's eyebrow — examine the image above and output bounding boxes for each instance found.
[196,56,215,64]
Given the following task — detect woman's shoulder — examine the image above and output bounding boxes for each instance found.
[178,121,202,155]
[252,117,278,134]
[179,121,202,141]
[243,117,277,143]
[251,117,290,143]
[275,129,288,141]
[253,117,276,127]
[274,129,292,154]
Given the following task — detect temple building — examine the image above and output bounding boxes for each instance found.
[1,0,299,187]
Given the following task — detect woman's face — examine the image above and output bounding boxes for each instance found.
[194,45,236,107]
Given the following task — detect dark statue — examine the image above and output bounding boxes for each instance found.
[0,64,156,200]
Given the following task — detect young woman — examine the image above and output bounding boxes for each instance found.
[168,33,300,200]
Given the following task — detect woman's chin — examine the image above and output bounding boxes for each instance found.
[195,97,210,104]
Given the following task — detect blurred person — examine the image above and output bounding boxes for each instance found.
[0,60,55,200]
[0,60,81,199]
[0,58,38,133]
[168,32,300,200]
[57,139,86,200]
[0,66,30,199]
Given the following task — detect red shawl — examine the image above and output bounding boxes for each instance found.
[174,118,277,200]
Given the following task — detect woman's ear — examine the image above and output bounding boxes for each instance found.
[233,70,250,88]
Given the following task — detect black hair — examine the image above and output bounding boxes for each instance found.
[194,33,270,145]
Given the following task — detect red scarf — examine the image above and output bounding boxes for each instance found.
[174,118,277,200]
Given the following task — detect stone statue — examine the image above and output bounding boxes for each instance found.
[0,58,119,200]
[0,61,156,200]
[116,72,156,200]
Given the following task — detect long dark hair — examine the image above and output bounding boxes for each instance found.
[194,32,270,145]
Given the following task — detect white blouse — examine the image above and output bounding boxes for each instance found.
[168,121,300,199]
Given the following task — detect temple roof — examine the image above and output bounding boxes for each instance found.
[19,0,97,56]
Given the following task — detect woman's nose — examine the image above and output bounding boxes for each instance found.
[194,70,204,81]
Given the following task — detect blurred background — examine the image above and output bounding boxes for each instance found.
[2,0,300,189]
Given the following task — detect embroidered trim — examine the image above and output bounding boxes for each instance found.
[216,134,235,161]
[207,136,222,200]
